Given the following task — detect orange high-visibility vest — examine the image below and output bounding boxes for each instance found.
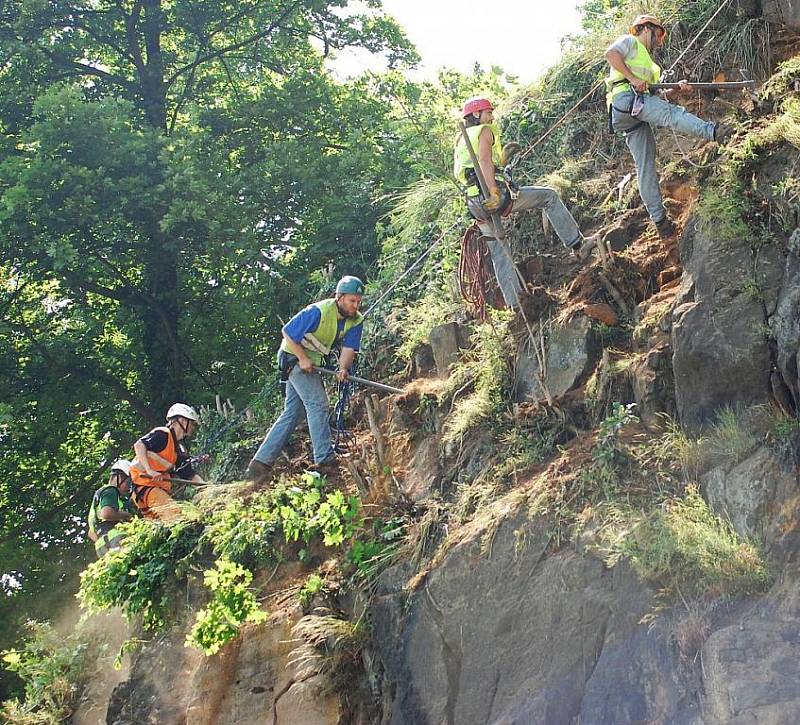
[130,426,178,493]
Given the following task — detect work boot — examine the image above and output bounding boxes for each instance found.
[245,459,271,485]
[713,121,733,144]
[310,455,340,476]
[654,216,676,240]
[570,233,599,263]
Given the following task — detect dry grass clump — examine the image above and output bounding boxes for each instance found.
[290,613,367,693]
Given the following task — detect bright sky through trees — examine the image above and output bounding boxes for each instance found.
[329,0,585,82]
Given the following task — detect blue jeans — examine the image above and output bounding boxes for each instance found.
[611,92,715,222]
[252,364,334,465]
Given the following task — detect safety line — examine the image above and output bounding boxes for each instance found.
[363,218,462,318]
[515,0,735,164]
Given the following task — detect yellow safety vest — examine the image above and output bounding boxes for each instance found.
[605,36,661,106]
[453,123,503,198]
[279,298,363,367]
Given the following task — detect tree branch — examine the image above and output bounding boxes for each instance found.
[12,320,154,423]
[41,50,135,90]
[166,0,304,86]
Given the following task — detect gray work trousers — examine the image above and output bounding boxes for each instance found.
[468,185,584,307]
[611,91,716,222]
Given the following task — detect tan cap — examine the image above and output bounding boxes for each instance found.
[630,14,666,38]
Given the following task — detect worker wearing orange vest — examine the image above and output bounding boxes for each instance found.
[130,403,205,522]
[606,14,731,238]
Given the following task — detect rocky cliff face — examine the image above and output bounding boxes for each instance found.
[74,41,800,725]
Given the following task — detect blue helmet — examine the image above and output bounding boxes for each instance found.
[335,275,365,295]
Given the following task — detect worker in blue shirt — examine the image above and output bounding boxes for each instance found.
[246,276,365,484]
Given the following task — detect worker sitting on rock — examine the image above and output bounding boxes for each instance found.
[130,403,205,522]
[455,96,600,309]
[246,276,364,485]
[87,459,138,557]
[605,14,731,238]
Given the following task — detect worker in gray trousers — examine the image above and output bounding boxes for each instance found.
[455,96,599,308]
[606,14,728,238]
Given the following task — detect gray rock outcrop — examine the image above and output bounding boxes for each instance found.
[762,0,800,27]
[373,504,697,725]
[672,219,771,430]
[516,316,596,402]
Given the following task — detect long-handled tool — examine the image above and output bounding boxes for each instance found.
[314,366,404,395]
[650,80,756,91]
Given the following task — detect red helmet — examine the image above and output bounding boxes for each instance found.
[462,97,493,117]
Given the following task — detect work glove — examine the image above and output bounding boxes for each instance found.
[501,142,521,166]
[483,188,503,212]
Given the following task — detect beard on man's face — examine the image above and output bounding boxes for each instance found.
[336,301,358,318]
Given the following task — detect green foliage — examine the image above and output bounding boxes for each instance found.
[78,518,203,630]
[696,181,753,246]
[397,293,463,361]
[0,0,424,666]
[768,411,800,442]
[442,313,513,447]
[298,574,326,608]
[79,472,366,639]
[604,486,772,598]
[186,560,267,656]
[347,516,407,580]
[760,54,800,106]
[594,402,639,467]
[0,621,99,724]
[702,406,761,469]
[201,492,280,568]
[273,473,361,547]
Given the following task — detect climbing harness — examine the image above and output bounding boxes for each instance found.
[516,0,738,171]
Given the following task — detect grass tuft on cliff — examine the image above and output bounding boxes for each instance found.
[602,485,772,598]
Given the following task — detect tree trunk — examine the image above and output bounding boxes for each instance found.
[139,0,183,410]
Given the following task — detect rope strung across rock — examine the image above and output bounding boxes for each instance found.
[363,218,462,318]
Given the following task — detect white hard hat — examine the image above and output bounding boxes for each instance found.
[166,402,200,423]
[110,459,132,476]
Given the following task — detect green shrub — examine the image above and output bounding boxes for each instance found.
[186,560,267,656]
[201,491,279,566]
[78,517,203,630]
[594,402,639,467]
[702,406,760,469]
[78,472,367,640]
[396,292,462,361]
[347,516,407,581]
[298,573,326,608]
[1,621,100,724]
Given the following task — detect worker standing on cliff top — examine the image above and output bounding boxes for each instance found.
[245,275,365,485]
[605,14,731,238]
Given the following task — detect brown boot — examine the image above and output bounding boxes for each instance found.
[309,455,340,476]
[245,459,271,485]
